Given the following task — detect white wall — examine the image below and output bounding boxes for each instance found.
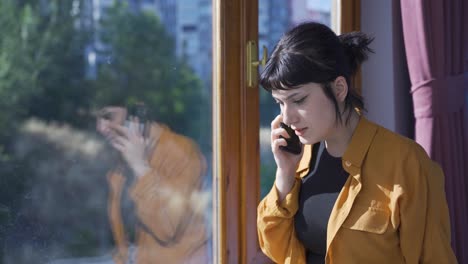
[360,0,412,137]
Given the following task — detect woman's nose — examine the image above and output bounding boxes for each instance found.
[282,106,298,126]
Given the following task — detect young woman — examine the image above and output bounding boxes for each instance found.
[257,22,457,264]
[96,106,210,264]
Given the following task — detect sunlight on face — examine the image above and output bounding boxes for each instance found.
[272,83,337,145]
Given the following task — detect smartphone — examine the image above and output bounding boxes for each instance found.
[279,122,302,155]
[127,102,150,138]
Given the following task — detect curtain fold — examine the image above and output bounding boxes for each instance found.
[400,0,468,263]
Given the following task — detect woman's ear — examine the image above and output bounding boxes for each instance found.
[332,76,348,103]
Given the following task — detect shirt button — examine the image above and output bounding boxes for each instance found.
[345,161,352,167]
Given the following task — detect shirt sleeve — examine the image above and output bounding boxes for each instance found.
[129,124,208,248]
[399,147,457,263]
[257,177,307,264]
[106,170,130,264]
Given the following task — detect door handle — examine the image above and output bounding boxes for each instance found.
[246,40,268,87]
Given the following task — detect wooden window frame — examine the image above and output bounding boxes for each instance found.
[337,0,362,94]
[212,0,259,263]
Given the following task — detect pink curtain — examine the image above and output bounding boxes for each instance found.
[401,0,468,263]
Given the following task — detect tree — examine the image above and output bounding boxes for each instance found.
[0,0,92,136]
[92,2,210,143]
[24,0,92,127]
[0,1,43,139]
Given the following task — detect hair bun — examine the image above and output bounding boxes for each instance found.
[339,32,374,75]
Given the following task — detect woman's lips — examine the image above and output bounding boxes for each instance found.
[295,127,307,136]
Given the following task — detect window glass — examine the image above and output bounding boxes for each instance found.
[259,0,332,197]
[0,0,214,263]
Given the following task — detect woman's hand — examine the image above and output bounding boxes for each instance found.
[270,115,303,200]
[107,117,158,177]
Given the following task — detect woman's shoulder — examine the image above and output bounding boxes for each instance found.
[367,120,439,178]
[368,121,425,157]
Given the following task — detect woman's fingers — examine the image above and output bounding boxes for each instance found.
[271,127,290,141]
[109,123,130,139]
[109,122,148,153]
[133,116,143,135]
[271,114,289,142]
[110,141,125,153]
[270,114,283,130]
[110,137,126,153]
[272,137,288,152]
[110,134,127,147]
[127,115,145,138]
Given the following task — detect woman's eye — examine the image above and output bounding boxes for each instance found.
[293,96,307,105]
[274,100,283,105]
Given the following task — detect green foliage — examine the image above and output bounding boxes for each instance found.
[259,86,278,126]
[25,0,92,127]
[92,2,209,141]
[260,162,276,198]
[0,1,43,138]
[0,0,92,137]
[1,1,209,136]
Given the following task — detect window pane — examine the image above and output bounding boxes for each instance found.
[259,0,332,198]
[0,0,213,263]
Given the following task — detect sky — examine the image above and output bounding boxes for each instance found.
[306,0,331,12]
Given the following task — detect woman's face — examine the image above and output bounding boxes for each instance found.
[272,82,338,145]
[96,106,127,137]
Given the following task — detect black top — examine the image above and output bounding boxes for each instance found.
[294,142,349,264]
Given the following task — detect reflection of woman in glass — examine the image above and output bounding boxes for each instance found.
[96,106,209,264]
[257,22,456,264]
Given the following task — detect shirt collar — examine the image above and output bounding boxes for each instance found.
[296,117,378,176]
[342,117,378,174]
[296,144,312,177]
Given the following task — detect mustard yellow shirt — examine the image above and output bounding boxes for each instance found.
[107,124,209,264]
[257,117,457,264]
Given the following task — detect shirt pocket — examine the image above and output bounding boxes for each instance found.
[341,204,390,234]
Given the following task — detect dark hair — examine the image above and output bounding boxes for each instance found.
[260,22,374,124]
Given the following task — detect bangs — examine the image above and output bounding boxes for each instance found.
[259,52,334,92]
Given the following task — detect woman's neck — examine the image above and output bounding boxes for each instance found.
[325,110,360,157]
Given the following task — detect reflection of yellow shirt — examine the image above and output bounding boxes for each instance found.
[257,117,457,264]
[107,124,209,264]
